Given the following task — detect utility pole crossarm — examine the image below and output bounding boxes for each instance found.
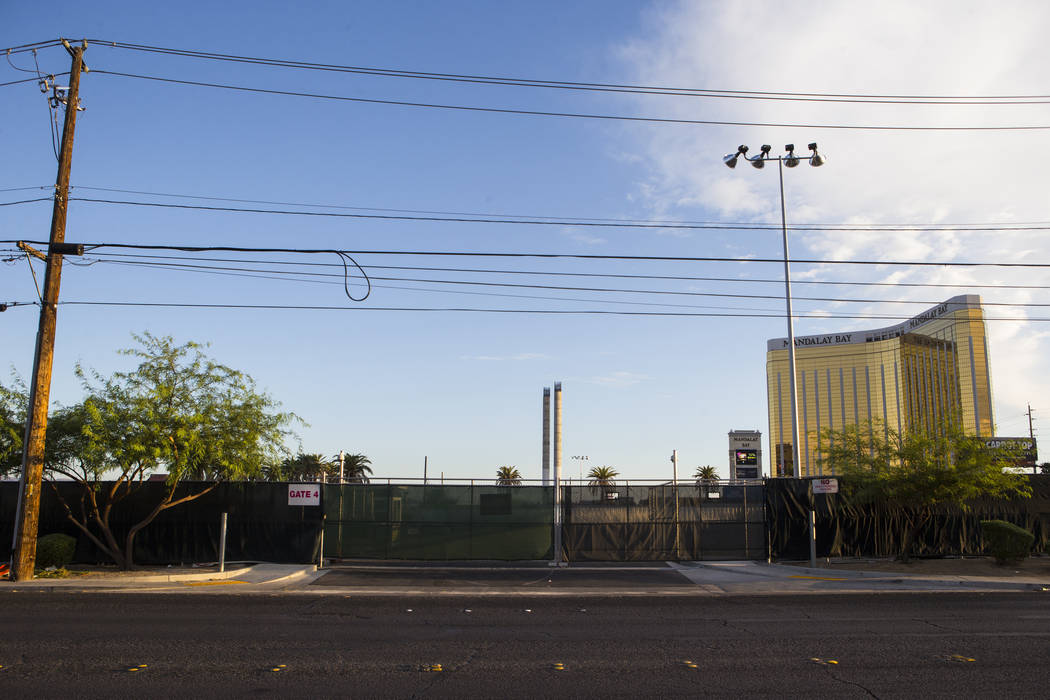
[16,242,47,262]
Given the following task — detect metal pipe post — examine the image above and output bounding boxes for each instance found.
[671,449,680,560]
[218,512,227,573]
[808,507,817,568]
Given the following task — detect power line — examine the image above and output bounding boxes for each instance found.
[89,70,1050,132]
[8,184,1050,232]
[31,185,1049,231]
[13,247,1050,293]
[0,76,42,88]
[91,256,1050,308]
[83,39,1050,104]
[100,258,793,313]
[2,40,64,54]
[51,196,1050,232]
[0,197,51,207]
[11,241,1048,268]
[46,299,1050,321]
[78,253,1050,291]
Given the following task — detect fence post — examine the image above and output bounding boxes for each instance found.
[808,479,817,567]
[218,512,227,573]
[336,481,343,559]
[319,513,326,569]
[551,475,563,567]
[743,486,749,561]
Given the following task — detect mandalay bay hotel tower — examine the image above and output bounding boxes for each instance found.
[766,295,994,477]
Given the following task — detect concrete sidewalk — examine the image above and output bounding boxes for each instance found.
[304,559,1050,596]
[672,560,1050,594]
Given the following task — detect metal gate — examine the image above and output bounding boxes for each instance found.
[323,481,766,562]
[561,482,766,561]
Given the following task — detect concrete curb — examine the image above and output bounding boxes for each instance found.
[0,563,322,590]
[246,565,321,586]
[2,565,254,587]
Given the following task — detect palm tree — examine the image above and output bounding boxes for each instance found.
[495,465,522,486]
[694,465,719,483]
[587,465,618,487]
[333,452,372,483]
[268,452,332,482]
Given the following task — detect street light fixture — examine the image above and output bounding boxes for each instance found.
[722,142,827,478]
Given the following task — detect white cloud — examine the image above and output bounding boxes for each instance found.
[617,0,1050,435]
[586,371,649,387]
[461,353,549,362]
[562,227,607,245]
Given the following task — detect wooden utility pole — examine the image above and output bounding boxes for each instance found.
[10,40,87,582]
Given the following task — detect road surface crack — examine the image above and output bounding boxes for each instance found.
[917,617,959,632]
[825,667,881,699]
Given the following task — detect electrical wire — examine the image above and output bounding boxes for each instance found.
[0,72,69,88]
[84,39,1050,104]
[2,40,64,55]
[88,256,1050,308]
[55,186,1050,232]
[6,183,1050,233]
[31,49,61,161]
[7,240,1048,269]
[55,196,1050,233]
[101,258,792,313]
[0,197,51,206]
[11,247,1050,294]
[76,252,1050,292]
[89,70,1050,132]
[0,76,45,87]
[48,299,1050,321]
[5,50,36,73]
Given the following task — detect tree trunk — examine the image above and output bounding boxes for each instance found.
[122,481,221,569]
[48,480,128,569]
[899,509,932,562]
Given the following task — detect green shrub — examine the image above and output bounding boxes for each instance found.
[36,533,76,568]
[980,520,1034,564]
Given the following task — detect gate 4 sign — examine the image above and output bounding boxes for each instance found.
[812,478,839,494]
[288,484,321,506]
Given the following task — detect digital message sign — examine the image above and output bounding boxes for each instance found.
[735,450,758,466]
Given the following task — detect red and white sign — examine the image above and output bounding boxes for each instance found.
[812,478,839,494]
[288,484,321,506]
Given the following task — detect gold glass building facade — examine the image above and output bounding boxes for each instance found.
[766,295,994,477]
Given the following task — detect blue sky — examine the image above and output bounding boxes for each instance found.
[4,1,1050,482]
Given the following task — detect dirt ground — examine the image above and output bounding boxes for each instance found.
[44,564,223,578]
[788,555,1050,578]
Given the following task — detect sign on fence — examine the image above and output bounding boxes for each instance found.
[288,484,321,506]
[811,478,839,494]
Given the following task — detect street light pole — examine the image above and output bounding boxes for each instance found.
[777,158,802,478]
[723,143,825,478]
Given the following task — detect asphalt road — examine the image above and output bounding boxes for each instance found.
[312,563,697,589]
[1,591,1048,697]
